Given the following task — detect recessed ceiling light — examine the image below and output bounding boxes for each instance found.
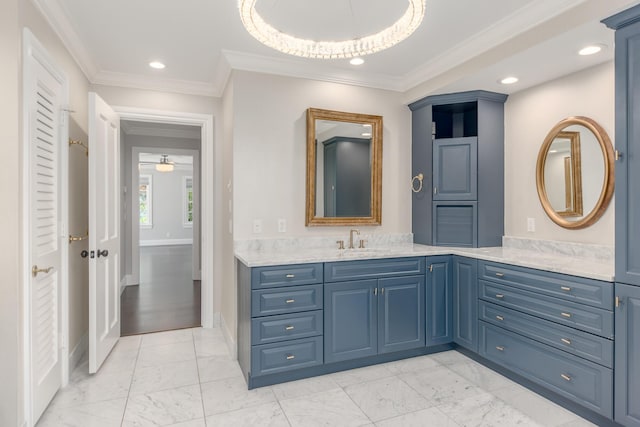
[362,124,372,128]
[500,76,519,85]
[149,61,166,69]
[579,45,603,56]
[350,58,365,66]
[362,132,372,137]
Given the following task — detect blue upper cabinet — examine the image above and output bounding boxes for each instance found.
[433,137,478,200]
[409,91,507,247]
[604,6,640,287]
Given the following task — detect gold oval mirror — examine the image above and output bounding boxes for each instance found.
[305,108,383,226]
[536,116,614,229]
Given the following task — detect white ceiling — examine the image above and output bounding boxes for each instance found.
[33,0,640,102]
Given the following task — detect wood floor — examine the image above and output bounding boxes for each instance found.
[121,245,201,336]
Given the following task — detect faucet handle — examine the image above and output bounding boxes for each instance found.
[336,240,345,250]
[359,239,367,249]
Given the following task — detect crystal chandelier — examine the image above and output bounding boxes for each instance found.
[238,0,426,59]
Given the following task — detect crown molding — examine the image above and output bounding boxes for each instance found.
[400,0,588,92]
[121,121,201,140]
[92,70,218,97]
[31,0,98,80]
[222,50,406,92]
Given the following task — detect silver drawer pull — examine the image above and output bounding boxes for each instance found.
[561,374,571,382]
[495,272,505,277]
[561,338,572,345]
[285,274,295,278]
[561,312,572,318]
[560,286,571,292]
[495,294,504,299]
[496,315,504,321]
[286,354,295,360]
[285,299,295,304]
[496,346,505,351]
[285,326,295,331]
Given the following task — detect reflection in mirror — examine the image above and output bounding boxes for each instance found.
[306,108,382,226]
[536,116,614,229]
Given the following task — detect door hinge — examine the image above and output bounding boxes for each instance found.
[615,296,622,308]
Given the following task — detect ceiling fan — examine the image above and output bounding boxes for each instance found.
[138,154,190,172]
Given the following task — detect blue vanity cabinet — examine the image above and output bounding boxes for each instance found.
[604,6,640,288]
[614,283,640,426]
[410,90,507,247]
[324,258,426,363]
[426,255,453,346]
[452,256,478,352]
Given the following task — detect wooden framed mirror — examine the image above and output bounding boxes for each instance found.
[536,116,614,229]
[305,108,382,226]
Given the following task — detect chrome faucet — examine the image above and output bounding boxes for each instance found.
[349,229,360,249]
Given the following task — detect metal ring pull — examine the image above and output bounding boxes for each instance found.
[411,173,424,193]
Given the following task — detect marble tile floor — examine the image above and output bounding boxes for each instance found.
[38,327,597,427]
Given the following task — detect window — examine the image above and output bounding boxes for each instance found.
[183,176,193,227]
[139,174,152,228]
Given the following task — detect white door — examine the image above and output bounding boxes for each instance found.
[23,30,68,423]
[88,92,121,373]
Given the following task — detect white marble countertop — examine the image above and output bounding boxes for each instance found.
[234,243,614,282]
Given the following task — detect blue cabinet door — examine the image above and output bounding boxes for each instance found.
[433,137,478,201]
[453,256,478,352]
[426,256,453,346]
[615,283,640,426]
[324,279,377,363]
[378,275,426,353]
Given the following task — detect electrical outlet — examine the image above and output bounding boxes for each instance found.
[527,217,536,232]
[253,219,262,234]
[278,218,286,233]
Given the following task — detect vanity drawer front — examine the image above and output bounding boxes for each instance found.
[251,263,323,289]
[479,301,613,368]
[252,285,323,317]
[251,336,323,377]
[479,281,613,338]
[478,260,613,309]
[324,257,425,283]
[251,310,323,345]
[479,322,612,418]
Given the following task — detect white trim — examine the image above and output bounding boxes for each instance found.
[117,107,215,328]
[21,28,70,427]
[140,238,193,247]
[93,70,218,97]
[220,314,237,360]
[68,332,88,371]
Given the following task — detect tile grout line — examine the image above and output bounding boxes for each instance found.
[119,336,143,426]
[193,329,209,426]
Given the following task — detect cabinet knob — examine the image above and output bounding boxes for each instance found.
[285,299,295,304]
[561,374,572,382]
[561,338,571,345]
[615,150,622,161]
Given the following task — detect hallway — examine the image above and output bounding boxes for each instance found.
[121,245,200,336]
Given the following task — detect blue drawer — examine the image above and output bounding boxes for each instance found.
[251,310,323,345]
[324,257,425,283]
[479,301,613,368]
[251,336,323,377]
[479,280,613,338]
[251,263,323,289]
[479,322,613,418]
[252,284,323,317]
[478,260,613,310]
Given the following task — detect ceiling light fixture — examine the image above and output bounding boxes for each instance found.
[238,0,426,59]
[155,154,174,172]
[362,132,372,137]
[578,45,603,56]
[500,76,519,85]
[149,61,166,69]
[350,58,365,66]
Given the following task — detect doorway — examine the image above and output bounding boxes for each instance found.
[119,122,203,335]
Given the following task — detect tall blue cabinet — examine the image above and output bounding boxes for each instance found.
[410,91,507,247]
[604,5,640,426]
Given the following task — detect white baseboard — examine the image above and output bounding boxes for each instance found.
[212,312,221,327]
[69,332,88,371]
[220,314,237,360]
[140,239,193,247]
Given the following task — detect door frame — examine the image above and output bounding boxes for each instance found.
[21,28,70,426]
[114,107,215,328]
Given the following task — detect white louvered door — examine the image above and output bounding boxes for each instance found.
[24,31,67,423]
[88,93,121,373]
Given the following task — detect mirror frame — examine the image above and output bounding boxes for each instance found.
[305,108,383,226]
[536,116,614,229]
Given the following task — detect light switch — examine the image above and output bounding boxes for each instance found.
[527,217,535,232]
[278,218,286,233]
[253,219,262,234]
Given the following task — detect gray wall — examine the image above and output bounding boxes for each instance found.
[139,166,194,244]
